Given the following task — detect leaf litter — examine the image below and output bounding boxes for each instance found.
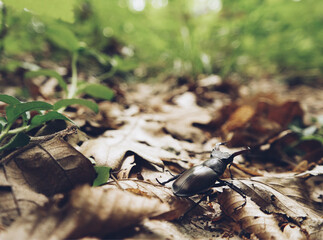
[0,77,323,239]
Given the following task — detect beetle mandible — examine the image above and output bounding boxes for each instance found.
[156,142,250,217]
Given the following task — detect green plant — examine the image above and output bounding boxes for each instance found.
[24,21,114,102]
[0,94,68,152]
[92,166,111,187]
[289,116,323,144]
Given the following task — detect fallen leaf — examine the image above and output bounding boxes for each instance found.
[116,155,136,179]
[218,189,305,240]
[0,183,47,227]
[1,185,169,239]
[162,92,212,143]
[221,105,255,134]
[0,130,96,227]
[257,101,303,127]
[211,100,304,147]
[80,116,183,170]
[1,136,96,197]
[218,166,323,239]
[102,179,191,220]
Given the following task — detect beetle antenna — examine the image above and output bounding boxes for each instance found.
[230,147,250,159]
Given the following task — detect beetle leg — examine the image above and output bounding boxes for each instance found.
[156,175,179,185]
[179,189,214,220]
[165,169,177,177]
[216,179,247,211]
[228,163,234,180]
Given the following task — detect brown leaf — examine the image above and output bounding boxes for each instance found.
[1,136,96,197]
[211,100,304,147]
[221,105,255,134]
[2,185,169,239]
[0,132,96,227]
[218,190,305,240]
[163,92,212,143]
[219,167,323,238]
[117,155,136,179]
[103,179,191,220]
[80,116,183,170]
[0,183,47,227]
[256,101,303,127]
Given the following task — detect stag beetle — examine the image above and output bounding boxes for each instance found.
[157,142,250,217]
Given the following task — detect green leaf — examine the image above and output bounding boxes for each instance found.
[0,94,27,125]
[25,69,67,92]
[29,111,72,130]
[46,24,80,52]
[0,132,30,152]
[301,135,323,144]
[6,101,53,124]
[3,0,76,23]
[93,166,111,187]
[53,99,99,113]
[0,94,21,104]
[78,83,114,100]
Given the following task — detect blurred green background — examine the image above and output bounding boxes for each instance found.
[0,0,322,84]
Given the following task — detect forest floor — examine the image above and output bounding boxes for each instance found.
[1,76,323,239]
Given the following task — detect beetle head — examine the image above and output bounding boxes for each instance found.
[211,144,250,163]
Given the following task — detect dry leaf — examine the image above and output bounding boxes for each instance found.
[117,155,136,179]
[1,136,96,197]
[1,185,169,240]
[162,92,212,143]
[211,100,304,147]
[103,179,191,220]
[80,116,182,170]
[218,189,304,240]
[0,132,96,227]
[217,167,323,239]
[0,183,47,227]
[221,105,255,134]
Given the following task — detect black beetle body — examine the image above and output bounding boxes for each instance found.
[172,164,218,197]
[157,142,250,217]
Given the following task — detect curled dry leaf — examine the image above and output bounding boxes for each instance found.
[218,167,323,239]
[212,100,304,147]
[0,131,96,227]
[0,136,96,197]
[117,155,136,179]
[1,185,169,240]
[103,179,191,220]
[218,189,305,240]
